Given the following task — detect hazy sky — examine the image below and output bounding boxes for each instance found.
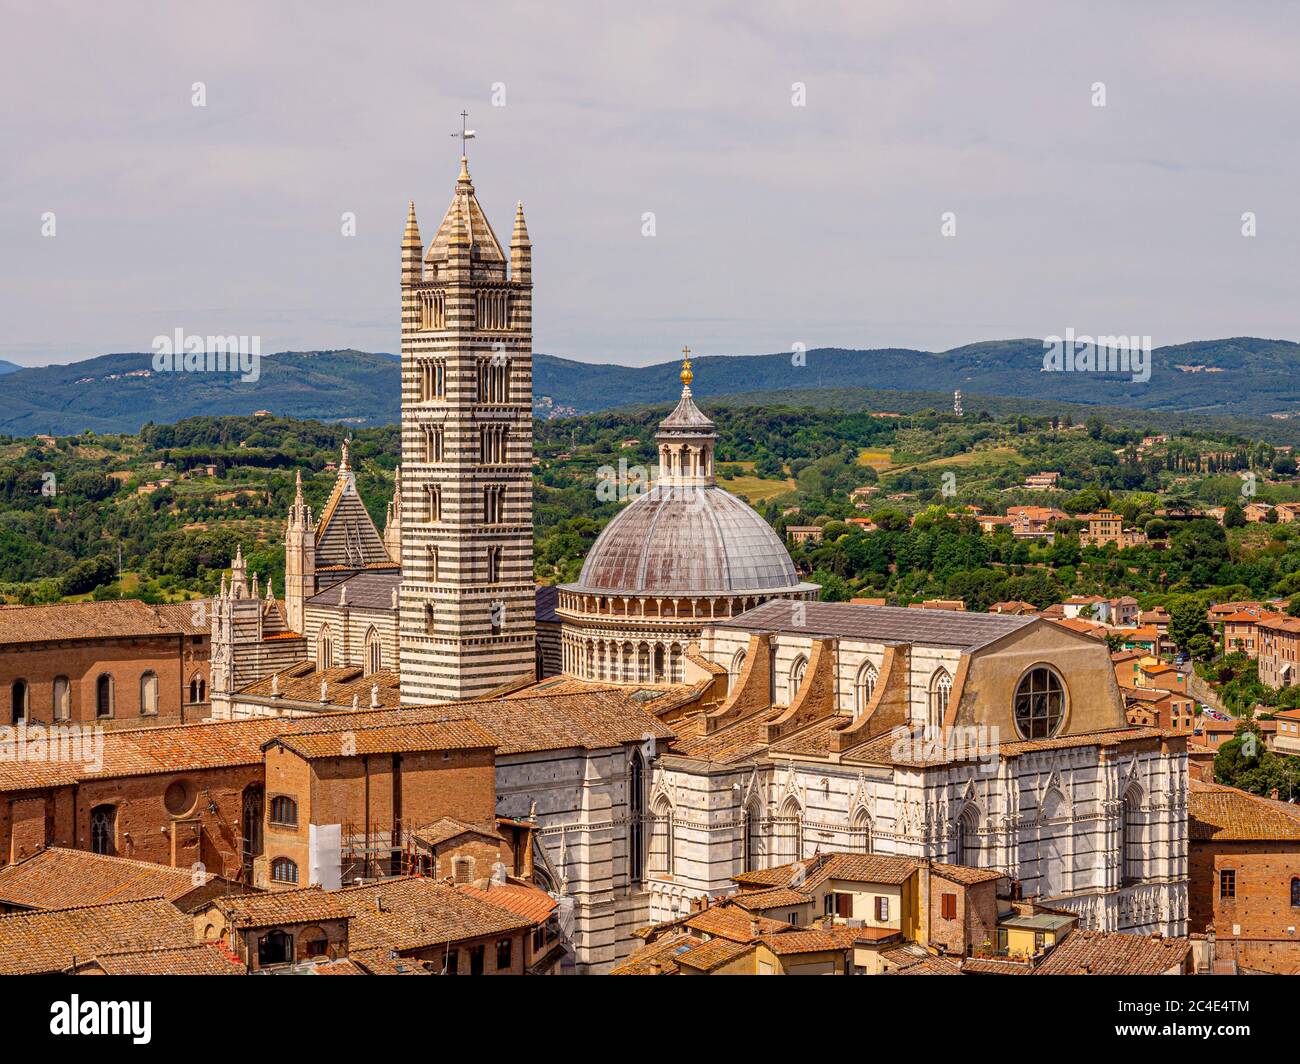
[2,1,1298,368]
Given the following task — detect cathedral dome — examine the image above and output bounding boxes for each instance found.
[572,484,806,595]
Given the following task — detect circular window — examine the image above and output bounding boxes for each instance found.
[164,779,196,817]
[1013,667,1065,739]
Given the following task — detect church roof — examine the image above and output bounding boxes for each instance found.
[308,570,400,611]
[567,485,810,596]
[314,443,391,570]
[716,600,1037,651]
[425,157,506,265]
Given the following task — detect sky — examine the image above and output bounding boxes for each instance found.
[2,0,1298,368]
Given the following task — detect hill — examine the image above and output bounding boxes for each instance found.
[4,336,1300,434]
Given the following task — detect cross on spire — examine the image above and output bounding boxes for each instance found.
[680,345,694,389]
[450,110,476,159]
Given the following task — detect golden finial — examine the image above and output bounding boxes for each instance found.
[680,345,693,387]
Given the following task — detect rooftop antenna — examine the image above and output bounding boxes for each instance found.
[450,109,476,160]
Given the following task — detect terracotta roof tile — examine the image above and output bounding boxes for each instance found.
[1189,779,1300,840]
[0,897,193,974]
[338,877,535,952]
[0,599,187,646]
[79,943,243,975]
[217,886,351,927]
[0,847,216,910]
[1033,930,1191,975]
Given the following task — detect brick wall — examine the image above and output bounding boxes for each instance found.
[1189,838,1300,973]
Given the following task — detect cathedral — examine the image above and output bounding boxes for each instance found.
[205,151,1190,972]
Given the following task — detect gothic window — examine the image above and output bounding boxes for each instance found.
[90,804,116,856]
[95,674,114,719]
[854,662,878,717]
[1122,788,1142,885]
[1013,666,1066,739]
[649,796,674,876]
[628,750,646,884]
[928,669,952,727]
[1291,878,1300,907]
[364,627,382,675]
[10,679,28,724]
[424,603,436,636]
[1040,789,1067,897]
[788,655,808,702]
[317,626,334,669]
[52,675,70,721]
[427,484,442,523]
[729,650,747,693]
[852,807,873,854]
[139,671,159,716]
[743,800,763,872]
[955,805,980,867]
[428,545,439,581]
[188,673,206,704]
[486,546,502,583]
[271,857,299,884]
[242,785,264,873]
[777,797,802,865]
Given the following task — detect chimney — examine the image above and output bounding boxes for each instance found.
[1271,787,1280,801]
[750,918,760,938]
[648,959,662,975]
[376,895,386,913]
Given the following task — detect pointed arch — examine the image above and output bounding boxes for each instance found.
[649,792,674,876]
[1121,784,1143,886]
[363,626,382,676]
[954,803,980,867]
[850,806,873,854]
[788,654,808,703]
[729,649,747,693]
[317,624,334,670]
[743,796,765,872]
[628,748,646,884]
[777,794,803,865]
[853,661,878,717]
[928,668,952,727]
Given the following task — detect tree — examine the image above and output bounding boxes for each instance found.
[1167,593,1212,655]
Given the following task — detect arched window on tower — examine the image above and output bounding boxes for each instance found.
[854,662,878,717]
[928,669,952,727]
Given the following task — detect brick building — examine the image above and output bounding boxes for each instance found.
[0,599,212,728]
[1188,779,1300,973]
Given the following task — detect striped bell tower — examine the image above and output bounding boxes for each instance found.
[398,152,536,703]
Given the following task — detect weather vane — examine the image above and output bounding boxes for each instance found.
[451,110,476,158]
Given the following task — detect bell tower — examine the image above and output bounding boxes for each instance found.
[398,143,536,703]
